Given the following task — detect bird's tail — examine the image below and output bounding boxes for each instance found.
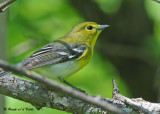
[0,68,11,77]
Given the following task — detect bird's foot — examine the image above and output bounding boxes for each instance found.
[58,77,86,93]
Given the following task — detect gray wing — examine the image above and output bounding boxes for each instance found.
[20,40,86,70]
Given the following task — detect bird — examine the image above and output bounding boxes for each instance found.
[0,22,109,91]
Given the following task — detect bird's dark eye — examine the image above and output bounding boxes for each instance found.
[87,26,93,30]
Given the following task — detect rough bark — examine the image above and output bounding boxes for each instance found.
[0,72,160,114]
[0,60,123,114]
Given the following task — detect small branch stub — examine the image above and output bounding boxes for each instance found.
[112,79,160,113]
[112,79,120,99]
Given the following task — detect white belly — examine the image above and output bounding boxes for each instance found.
[33,60,80,80]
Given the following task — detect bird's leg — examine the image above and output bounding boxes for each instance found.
[58,77,85,93]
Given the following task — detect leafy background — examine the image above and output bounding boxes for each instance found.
[0,0,160,114]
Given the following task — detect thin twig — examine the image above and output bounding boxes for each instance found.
[0,60,123,114]
[153,0,160,3]
[0,0,16,12]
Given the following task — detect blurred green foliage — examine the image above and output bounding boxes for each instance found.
[4,0,141,114]
[94,0,122,14]
[145,0,160,62]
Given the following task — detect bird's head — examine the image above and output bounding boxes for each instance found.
[67,22,109,49]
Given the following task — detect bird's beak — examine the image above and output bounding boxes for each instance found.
[98,25,110,30]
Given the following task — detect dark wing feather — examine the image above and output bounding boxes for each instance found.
[20,41,86,70]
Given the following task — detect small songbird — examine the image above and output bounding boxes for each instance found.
[0,22,109,89]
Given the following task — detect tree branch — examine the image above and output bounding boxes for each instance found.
[0,0,16,12]
[0,74,110,113]
[0,60,160,113]
[0,60,123,114]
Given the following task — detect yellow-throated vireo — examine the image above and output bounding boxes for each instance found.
[0,22,109,90]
